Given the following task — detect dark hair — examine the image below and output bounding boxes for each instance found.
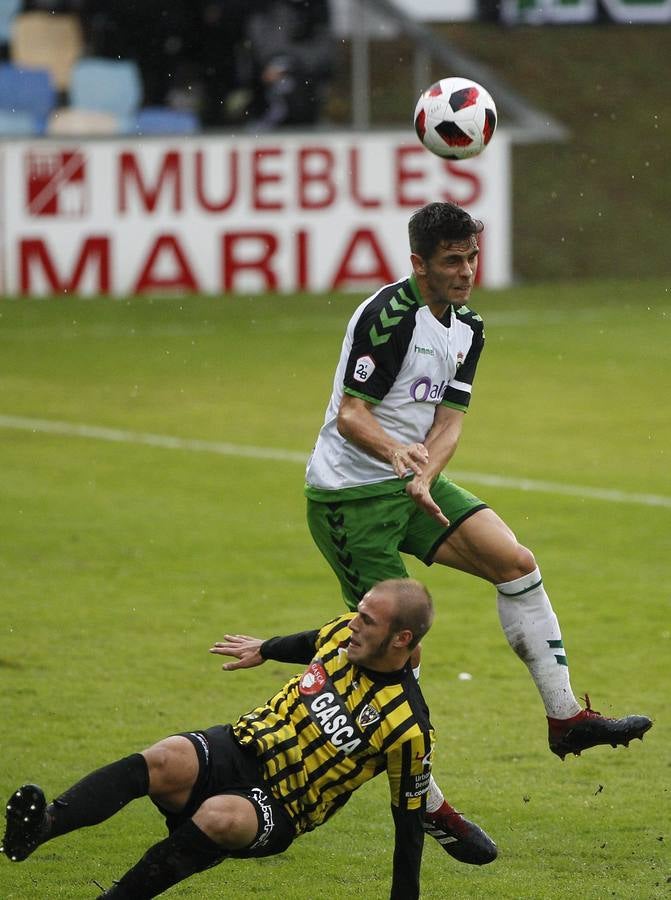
[408,201,484,260]
[383,579,435,651]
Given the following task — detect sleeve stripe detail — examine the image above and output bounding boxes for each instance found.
[449,379,472,394]
[440,400,468,412]
[343,386,382,404]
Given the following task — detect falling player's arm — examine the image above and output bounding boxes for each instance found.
[385,731,433,900]
[210,615,352,670]
[210,629,319,670]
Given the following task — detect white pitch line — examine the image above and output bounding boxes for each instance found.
[1,413,669,509]
[0,414,307,464]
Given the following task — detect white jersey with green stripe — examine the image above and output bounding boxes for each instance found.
[305,273,484,499]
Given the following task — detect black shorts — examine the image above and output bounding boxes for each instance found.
[155,724,296,858]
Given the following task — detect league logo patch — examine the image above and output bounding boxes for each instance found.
[299,661,328,696]
[357,704,380,728]
[353,355,375,382]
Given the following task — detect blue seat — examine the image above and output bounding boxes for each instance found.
[0,63,56,133]
[0,0,21,45]
[134,106,200,135]
[70,57,142,118]
[0,107,38,135]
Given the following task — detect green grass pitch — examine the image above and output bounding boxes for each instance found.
[0,279,668,898]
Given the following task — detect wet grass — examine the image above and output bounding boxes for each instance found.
[0,283,668,897]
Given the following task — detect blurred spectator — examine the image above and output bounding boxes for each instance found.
[233,0,334,129]
[197,0,248,127]
[8,0,334,131]
[81,0,197,108]
[81,0,247,126]
[22,0,85,10]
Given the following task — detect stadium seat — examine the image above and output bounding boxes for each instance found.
[133,106,200,135]
[0,0,21,47]
[10,11,83,91]
[47,107,128,136]
[0,62,56,133]
[70,58,142,118]
[0,107,37,135]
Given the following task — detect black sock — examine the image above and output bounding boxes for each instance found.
[47,753,149,839]
[110,819,226,898]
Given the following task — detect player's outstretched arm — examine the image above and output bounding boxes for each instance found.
[211,628,320,670]
[210,635,265,670]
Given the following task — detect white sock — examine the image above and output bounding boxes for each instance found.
[496,567,581,719]
[425,775,444,814]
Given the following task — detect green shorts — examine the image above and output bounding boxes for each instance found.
[306,474,487,610]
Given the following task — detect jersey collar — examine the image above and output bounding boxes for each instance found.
[408,274,453,326]
[408,273,425,306]
[357,660,413,684]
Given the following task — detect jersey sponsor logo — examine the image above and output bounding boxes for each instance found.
[299,661,328,696]
[357,703,380,728]
[409,376,448,403]
[353,355,375,382]
[248,787,275,849]
[404,770,431,799]
[299,657,363,755]
[302,688,362,756]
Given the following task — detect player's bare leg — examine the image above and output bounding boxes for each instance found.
[432,507,652,758]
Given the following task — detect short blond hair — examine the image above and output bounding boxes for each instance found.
[375,578,434,650]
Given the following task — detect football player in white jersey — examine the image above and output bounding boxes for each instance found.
[305,200,651,855]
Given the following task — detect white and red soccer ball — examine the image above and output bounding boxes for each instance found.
[414,76,497,160]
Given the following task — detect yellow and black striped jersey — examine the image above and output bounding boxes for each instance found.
[231,613,434,836]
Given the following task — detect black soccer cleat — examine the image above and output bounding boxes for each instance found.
[423,802,497,865]
[548,695,653,761]
[2,783,50,862]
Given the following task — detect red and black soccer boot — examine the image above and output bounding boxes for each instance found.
[548,695,652,760]
[423,800,497,865]
[2,784,50,862]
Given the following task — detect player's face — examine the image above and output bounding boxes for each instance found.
[347,591,399,670]
[412,237,479,307]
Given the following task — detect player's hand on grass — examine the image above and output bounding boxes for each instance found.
[210,635,265,670]
[390,442,429,478]
[405,478,450,527]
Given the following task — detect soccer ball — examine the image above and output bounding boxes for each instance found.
[414,76,497,160]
